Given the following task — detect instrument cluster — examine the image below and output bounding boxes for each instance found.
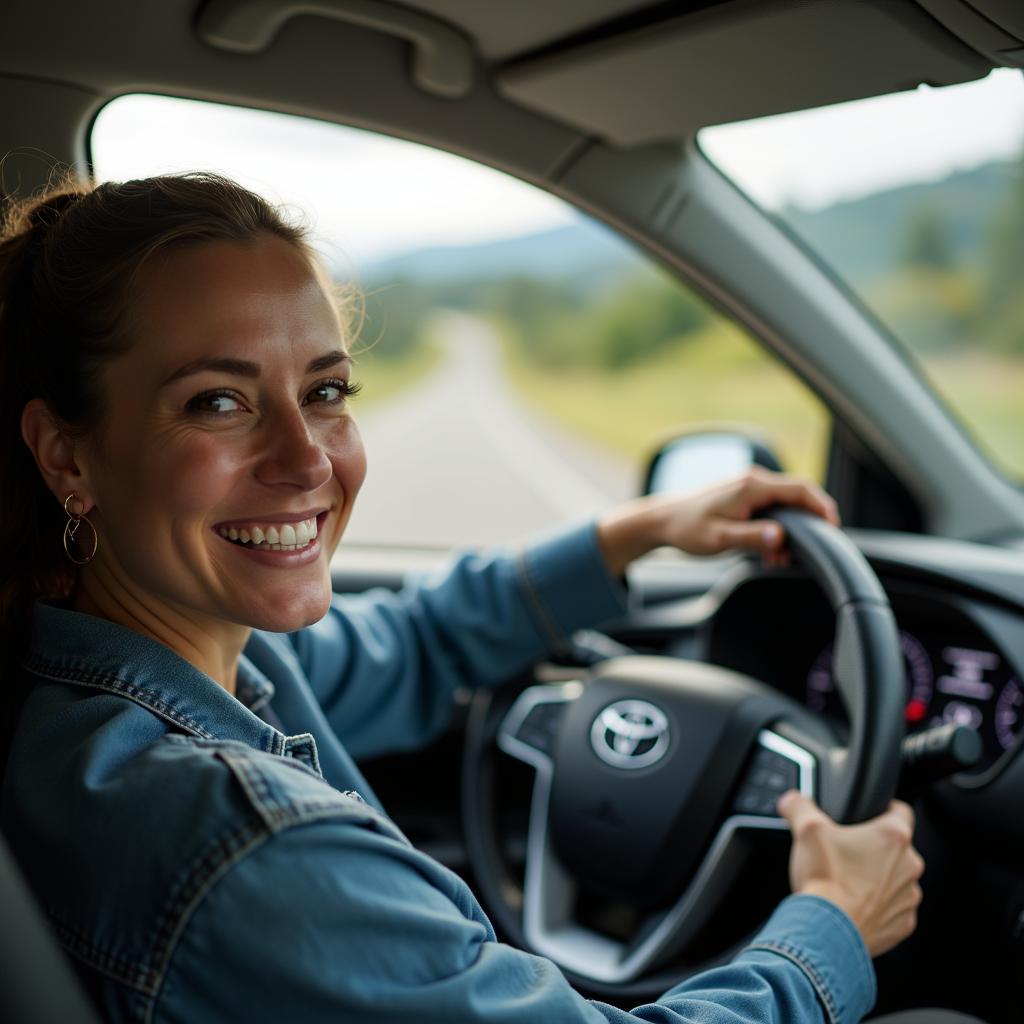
[703,575,1024,773]
[805,629,1023,768]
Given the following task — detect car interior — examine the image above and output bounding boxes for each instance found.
[2,2,1024,1022]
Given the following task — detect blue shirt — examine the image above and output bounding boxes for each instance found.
[1,522,875,1024]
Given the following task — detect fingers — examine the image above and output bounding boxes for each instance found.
[885,879,925,916]
[743,468,840,526]
[777,790,829,836]
[879,880,924,940]
[712,518,785,553]
[704,469,839,560]
[886,799,916,831]
[890,845,926,890]
[856,801,915,861]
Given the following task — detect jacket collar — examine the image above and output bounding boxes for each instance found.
[25,602,319,770]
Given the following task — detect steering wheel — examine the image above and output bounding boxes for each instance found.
[462,509,905,994]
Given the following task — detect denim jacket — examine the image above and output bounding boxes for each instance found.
[1,522,875,1024]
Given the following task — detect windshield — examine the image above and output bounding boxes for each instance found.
[700,69,1024,480]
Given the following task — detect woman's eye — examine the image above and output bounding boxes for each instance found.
[305,378,362,406]
[185,390,245,415]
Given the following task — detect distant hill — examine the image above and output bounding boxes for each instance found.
[361,160,1017,289]
[363,218,641,286]
[782,161,1015,283]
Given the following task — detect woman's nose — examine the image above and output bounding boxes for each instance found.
[253,408,333,492]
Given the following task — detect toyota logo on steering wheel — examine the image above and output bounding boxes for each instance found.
[590,700,670,769]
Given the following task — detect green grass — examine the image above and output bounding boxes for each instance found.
[504,321,831,481]
[921,351,1024,480]
[505,318,1024,485]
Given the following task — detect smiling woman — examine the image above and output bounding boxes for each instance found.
[0,172,939,1024]
[0,173,365,689]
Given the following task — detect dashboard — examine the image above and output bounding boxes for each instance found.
[694,566,1024,777]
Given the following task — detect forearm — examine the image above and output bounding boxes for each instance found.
[597,495,673,577]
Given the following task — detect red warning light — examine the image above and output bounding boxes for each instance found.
[905,699,928,724]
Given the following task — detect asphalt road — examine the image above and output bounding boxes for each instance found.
[341,312,636,549]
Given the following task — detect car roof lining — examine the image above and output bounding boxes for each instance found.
[495,0,995,146]
[0,0,1012,164]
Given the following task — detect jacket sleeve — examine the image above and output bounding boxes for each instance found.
[287,521,630,761]
[154,815,875,1024]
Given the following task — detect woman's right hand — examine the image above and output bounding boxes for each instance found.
[778,791,925,958]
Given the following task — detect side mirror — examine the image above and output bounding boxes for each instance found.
[642,427,784,496]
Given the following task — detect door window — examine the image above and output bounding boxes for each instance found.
[92,94,829,548]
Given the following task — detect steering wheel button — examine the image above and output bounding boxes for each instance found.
[754,749,790,772]
[734,789,763,814]
[751,767,789,791]
[515,702,566,753]
[733,784,784,816]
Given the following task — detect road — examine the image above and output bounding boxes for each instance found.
[341,312,635,549]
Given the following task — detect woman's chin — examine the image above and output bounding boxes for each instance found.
[234,584,332,633]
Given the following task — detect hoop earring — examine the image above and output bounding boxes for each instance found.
[63,493,99,566]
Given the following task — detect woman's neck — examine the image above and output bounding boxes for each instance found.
[73,572,250,696]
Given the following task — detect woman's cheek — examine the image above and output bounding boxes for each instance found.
[147,437,247,517]
[330,417,367,496]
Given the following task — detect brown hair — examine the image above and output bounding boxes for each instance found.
[0,171,320,662]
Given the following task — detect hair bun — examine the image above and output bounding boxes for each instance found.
[24,189,87,244]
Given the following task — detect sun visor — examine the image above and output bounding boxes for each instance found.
[496,0,993,147]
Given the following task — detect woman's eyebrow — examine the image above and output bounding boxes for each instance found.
[305,350,351,374]
[162,350,351,387]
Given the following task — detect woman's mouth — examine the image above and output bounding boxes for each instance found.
[215,513,324,552]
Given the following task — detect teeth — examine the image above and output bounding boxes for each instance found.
[220,517,319,549]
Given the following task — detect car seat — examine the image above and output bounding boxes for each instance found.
[0,829,101,1023]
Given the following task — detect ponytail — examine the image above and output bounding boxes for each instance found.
[0,184,90,664]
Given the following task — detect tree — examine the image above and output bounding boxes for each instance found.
[980,143,1024,352]
[900,204,955,270]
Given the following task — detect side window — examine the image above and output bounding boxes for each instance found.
[91,95,829,549]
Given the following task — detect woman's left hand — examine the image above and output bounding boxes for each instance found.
[596,467,840,577]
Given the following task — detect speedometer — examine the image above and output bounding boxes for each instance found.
[995,677,1023,752]
[806,630,934,724]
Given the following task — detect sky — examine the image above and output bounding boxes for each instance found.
[700,69,1024,211]
[91,69,1024,266]
[91,95,576,270]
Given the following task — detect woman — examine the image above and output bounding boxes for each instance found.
[0,173,930,1024]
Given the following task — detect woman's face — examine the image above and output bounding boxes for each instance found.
[77,233,366,634]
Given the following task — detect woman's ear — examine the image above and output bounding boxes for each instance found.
[20,399,94,512]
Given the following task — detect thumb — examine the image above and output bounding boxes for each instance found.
[715,518,784,553]
[777,790,826,833]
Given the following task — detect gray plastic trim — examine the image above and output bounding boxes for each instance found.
[196,0,477,97]
[498,684,813,984]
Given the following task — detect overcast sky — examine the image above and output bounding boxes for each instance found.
[700,69,1024,211]
[91,95,575,269]
[92,69,1024,267]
